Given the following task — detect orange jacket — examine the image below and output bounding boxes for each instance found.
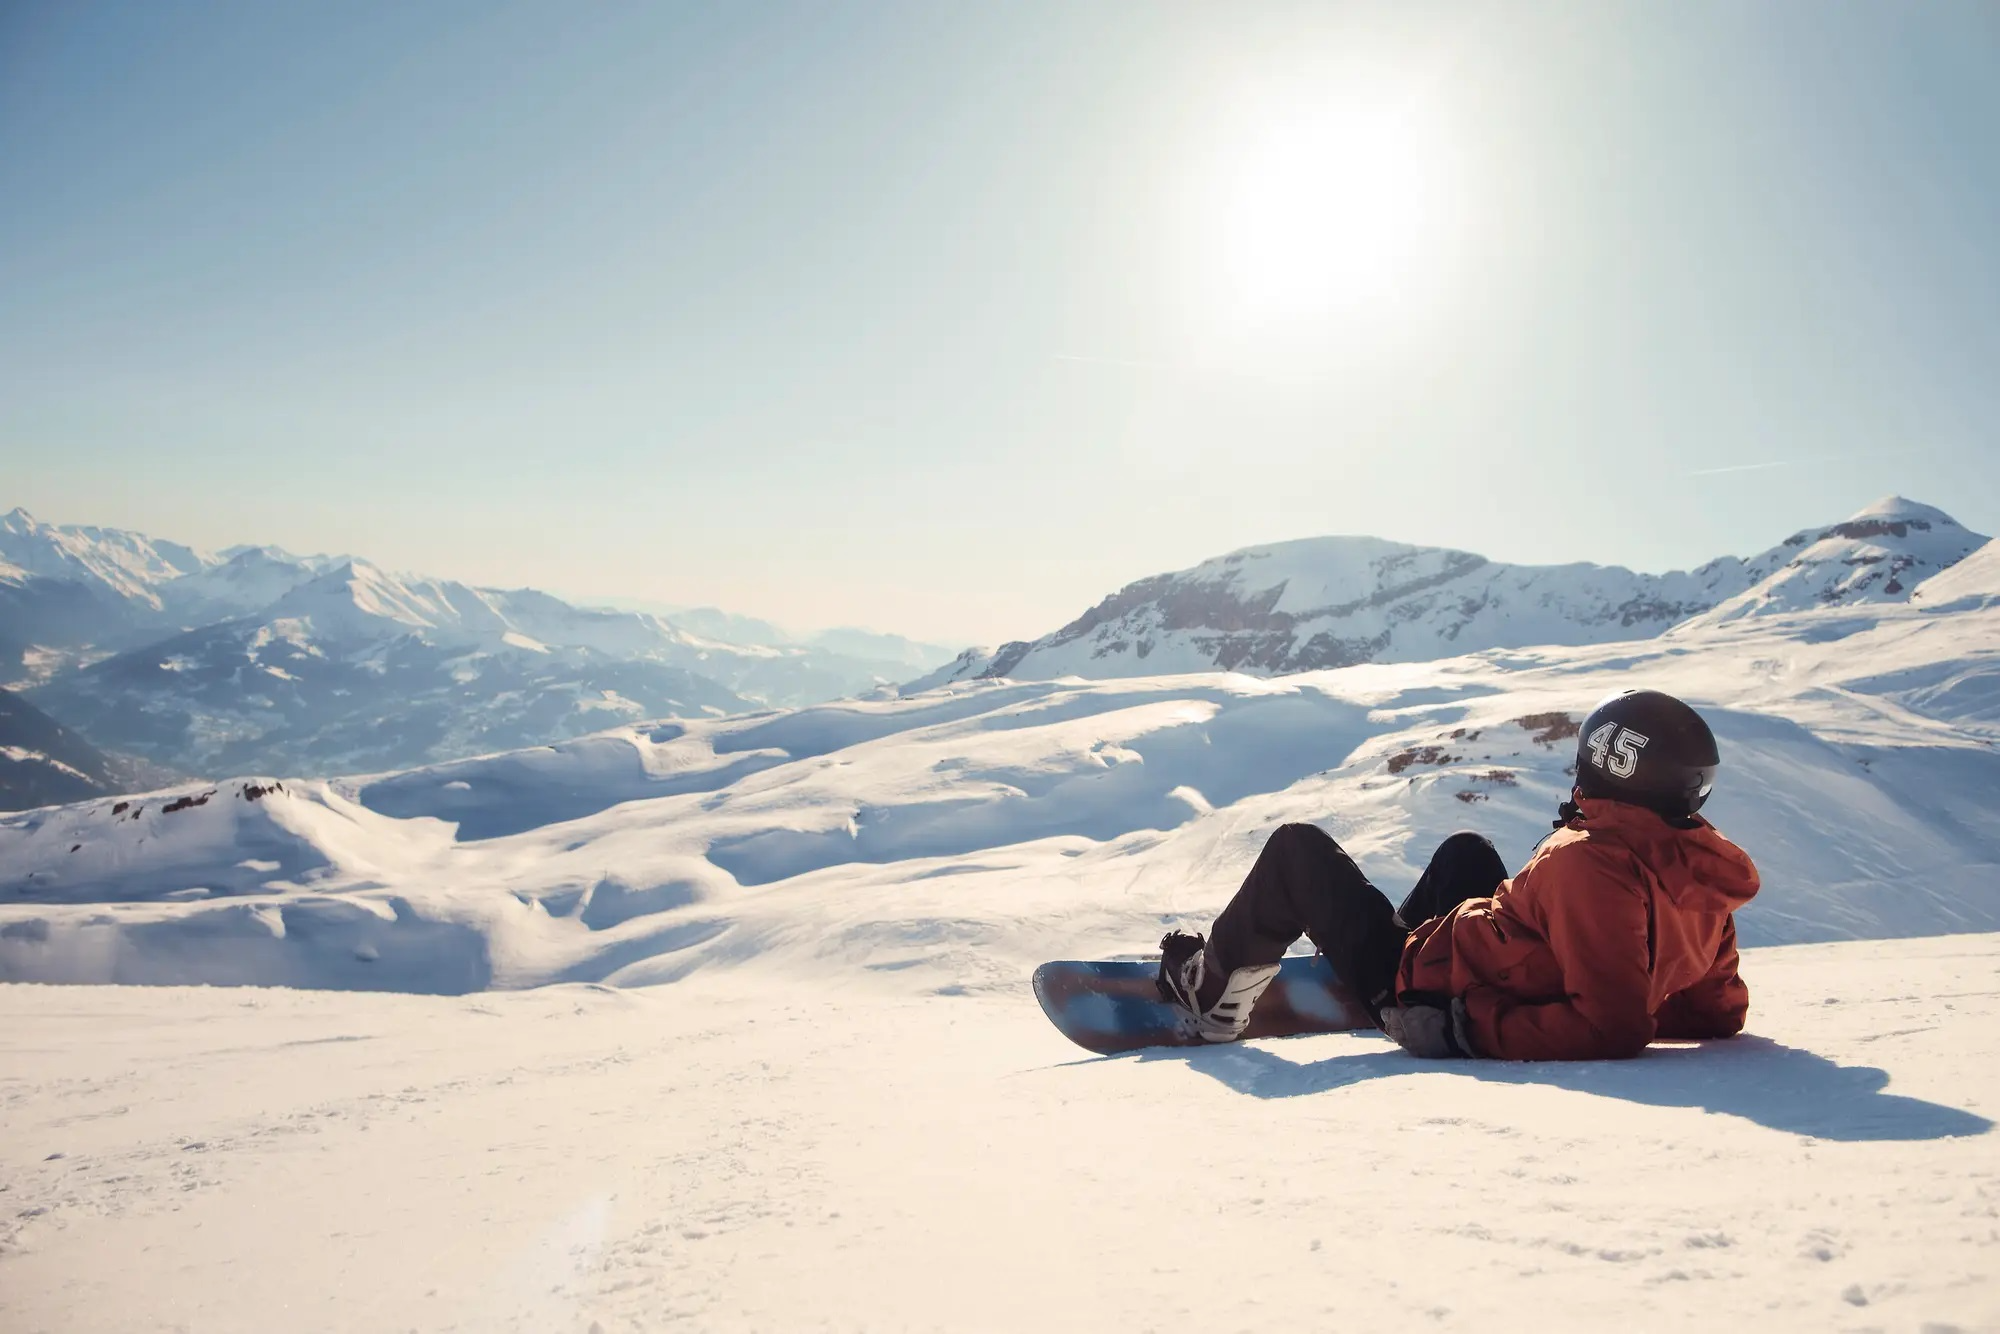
[1395,797,1760,1060]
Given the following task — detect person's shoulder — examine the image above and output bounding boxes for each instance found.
[1518,823,1646,889]
[1528,821,1627,862]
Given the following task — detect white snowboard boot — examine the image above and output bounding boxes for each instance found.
[1156,931,1281,1043]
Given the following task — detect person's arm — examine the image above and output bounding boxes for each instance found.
[1459,846,1657,1061]
[1653,917,1749,1040]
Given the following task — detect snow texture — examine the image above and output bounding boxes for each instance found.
[0,935,1993,1331]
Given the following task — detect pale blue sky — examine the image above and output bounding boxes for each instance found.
[4,1,1996,644]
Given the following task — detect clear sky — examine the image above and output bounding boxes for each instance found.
[4,1,1997,645]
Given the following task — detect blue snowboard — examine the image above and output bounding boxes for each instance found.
[1033,955,1373,1055]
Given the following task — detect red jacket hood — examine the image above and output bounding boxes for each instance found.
[1569,797,1760,913]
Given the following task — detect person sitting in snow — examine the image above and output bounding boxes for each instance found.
[1156,688,1761,1061]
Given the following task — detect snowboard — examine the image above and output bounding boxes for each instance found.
[1032,954,1373,1055]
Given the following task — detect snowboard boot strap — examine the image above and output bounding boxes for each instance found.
[1195,961,1282,1043]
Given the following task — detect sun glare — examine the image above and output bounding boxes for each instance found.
[1179,78,1467,361]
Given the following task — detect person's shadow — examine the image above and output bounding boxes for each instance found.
[1137,1034,1992,1142]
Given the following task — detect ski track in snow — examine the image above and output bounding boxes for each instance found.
[0,936,1995,1332]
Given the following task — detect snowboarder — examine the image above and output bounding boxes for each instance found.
[1156,689,1761,1060]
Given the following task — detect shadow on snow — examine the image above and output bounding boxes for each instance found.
[1137,1034,1992,1143]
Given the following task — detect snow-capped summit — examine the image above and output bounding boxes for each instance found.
[263,560,518,644]
[157,545,343,625]
[1676,496,1988,630]
[0,507,214,609]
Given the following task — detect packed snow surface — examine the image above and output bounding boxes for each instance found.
[1,935,1995,1332]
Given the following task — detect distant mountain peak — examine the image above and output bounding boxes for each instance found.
[1776,496,1970,550]
[1682,498,1989,629]
[1849,495,1958,524]
[919,497,1990,688]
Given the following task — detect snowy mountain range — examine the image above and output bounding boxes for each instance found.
[3,497,1992,799]
[0,508,955,786]
[916,496,1988,687]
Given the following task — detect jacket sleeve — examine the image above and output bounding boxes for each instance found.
[1460,845,1657,1061]
[1653,917,1749,1039]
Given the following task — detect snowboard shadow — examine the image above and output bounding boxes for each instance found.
[1143,1033,1993,1142]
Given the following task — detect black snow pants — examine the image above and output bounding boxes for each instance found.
[1205,824,1508,1020]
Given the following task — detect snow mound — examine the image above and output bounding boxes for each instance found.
[1,778,454,905]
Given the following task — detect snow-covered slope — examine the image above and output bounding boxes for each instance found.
[1,933,1993,1332]
[0,688,120,811]
[1914,537,2000,609]
[1676,496,1986,629]
[925,497,1990,687]
[4,588,1996,990]
[157,544,347,624]
[0,554,145,657]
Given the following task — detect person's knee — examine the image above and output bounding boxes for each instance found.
[1268,822,1357,870]
[1269,821,1336,852]
[1437,830,1495,857]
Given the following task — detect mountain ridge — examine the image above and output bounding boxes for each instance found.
[0,509,960,779]
[919,496,1988,688]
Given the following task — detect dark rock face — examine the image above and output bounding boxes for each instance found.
[1827,518,1928,541]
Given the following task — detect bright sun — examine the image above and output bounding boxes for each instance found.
[1184,80,1465,352]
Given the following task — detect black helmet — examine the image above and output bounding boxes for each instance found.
[1573,689,1719,817]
